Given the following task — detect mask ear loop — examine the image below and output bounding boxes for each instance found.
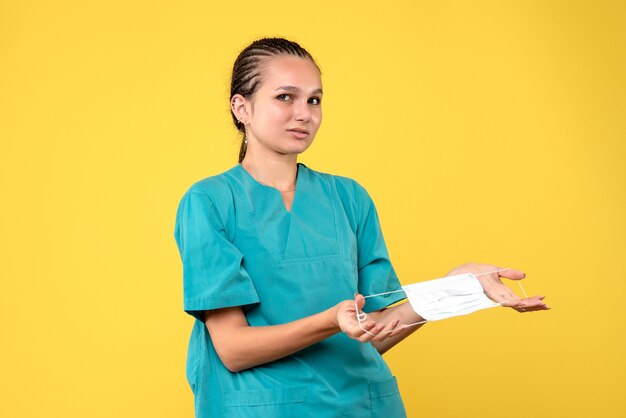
[355,268,526,337]
[355,291,428,337]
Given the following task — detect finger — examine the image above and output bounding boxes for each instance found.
[352,320,375,339]
[521,295,546,305]
[390,324,411,338]
[519,296,550,310]
[358,321,384,342]
[373,319,400,341]
[354,293,366,311]
[517,304,550,312]
[497,268,526,281]
[512,295,550,312]
[387,321,410,338]
[499,298,524,308]
[496,298,525,312]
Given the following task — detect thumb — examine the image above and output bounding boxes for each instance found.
[497,268,526,281]
[354,293,366,311]
[498,298,523,308]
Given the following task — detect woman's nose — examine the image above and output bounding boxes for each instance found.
[294,100,312,122]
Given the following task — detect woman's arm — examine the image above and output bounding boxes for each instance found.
[365,301,425,354]
[207,263,549,371]
[363,263,550,354]
[204,300,392,372]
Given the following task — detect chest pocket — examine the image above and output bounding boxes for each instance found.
[278,171,344,264]
[279,208,341,264]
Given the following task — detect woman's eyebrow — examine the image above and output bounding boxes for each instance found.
[274,85,323,95]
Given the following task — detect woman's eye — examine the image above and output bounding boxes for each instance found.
[308,97,321,105]
[277,94,292,101]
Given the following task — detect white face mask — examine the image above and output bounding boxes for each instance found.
[355,270,523,336]
[401,273,499,321]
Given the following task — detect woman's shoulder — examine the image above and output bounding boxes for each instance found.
[303,164,371,202]
[182,166,241,202]
[175,166,242,227]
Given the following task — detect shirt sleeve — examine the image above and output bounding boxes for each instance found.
[174,189,260,320]
[354,184,406,313]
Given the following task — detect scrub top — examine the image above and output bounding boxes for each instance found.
[174,164,407,418]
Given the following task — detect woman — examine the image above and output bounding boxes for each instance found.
[174,38,548,418]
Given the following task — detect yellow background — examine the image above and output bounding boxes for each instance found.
[1,0,624,417]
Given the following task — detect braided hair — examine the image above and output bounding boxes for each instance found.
[230,38,318,163]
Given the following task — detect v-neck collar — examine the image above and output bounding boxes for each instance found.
[235,163,306,214]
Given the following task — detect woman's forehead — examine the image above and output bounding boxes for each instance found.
[260,55,322,90]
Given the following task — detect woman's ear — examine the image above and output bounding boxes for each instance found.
[231,94,249,125]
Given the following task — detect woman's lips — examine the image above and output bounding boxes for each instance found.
[287,128,310,139]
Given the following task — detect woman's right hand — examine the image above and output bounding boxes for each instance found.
[333,295,402,342]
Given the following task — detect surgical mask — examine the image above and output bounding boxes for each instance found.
[402,273,498,321]
[356,269,525,336]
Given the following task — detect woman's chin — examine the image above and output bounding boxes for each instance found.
[282,141,315,156]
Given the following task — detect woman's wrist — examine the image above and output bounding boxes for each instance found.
[326,303,342,332]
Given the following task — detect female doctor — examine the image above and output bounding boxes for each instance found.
[174,37,549,418]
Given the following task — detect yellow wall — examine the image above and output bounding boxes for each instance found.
[1,1,624,417]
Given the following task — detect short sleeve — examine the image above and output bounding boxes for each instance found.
[174,189,259,320]
[354,185,406,313]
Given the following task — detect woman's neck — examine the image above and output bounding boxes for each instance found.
[241,153,299,192]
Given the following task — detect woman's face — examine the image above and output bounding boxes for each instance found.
[242,55,323,159]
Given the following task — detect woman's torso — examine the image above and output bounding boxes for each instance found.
[177,164,407,418]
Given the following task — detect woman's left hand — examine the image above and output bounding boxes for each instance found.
[446,263,550,312]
